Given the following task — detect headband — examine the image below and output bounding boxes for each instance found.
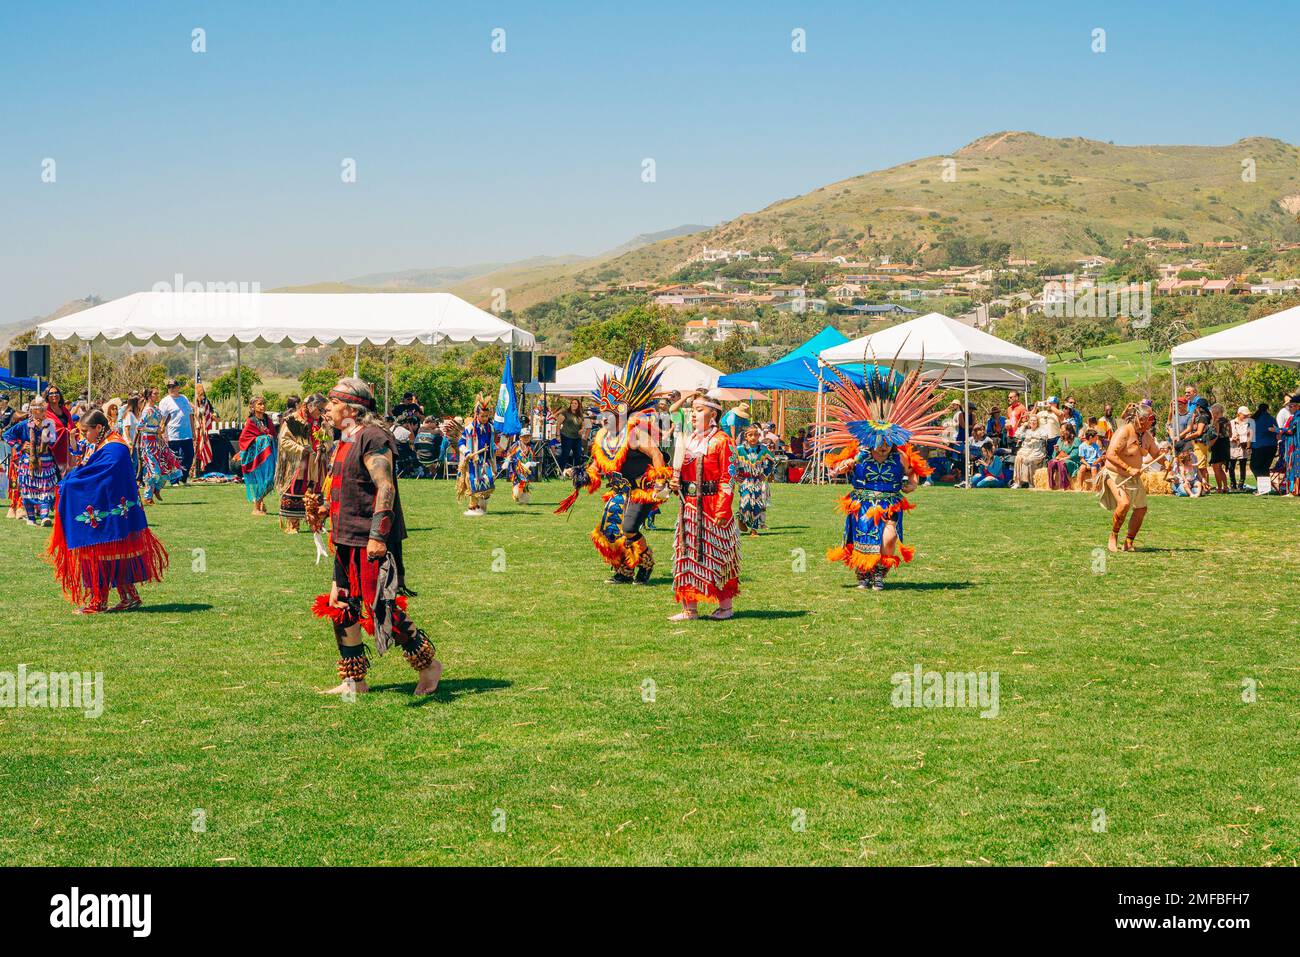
[329,388,375,411]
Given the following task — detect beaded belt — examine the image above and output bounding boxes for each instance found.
[685,481,719,495]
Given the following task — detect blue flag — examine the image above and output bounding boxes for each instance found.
[494,351,521,437]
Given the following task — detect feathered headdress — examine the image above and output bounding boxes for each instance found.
[812,344,952,454]
[472,392,493,415]
[592,346,664,417]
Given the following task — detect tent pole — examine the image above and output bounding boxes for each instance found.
[1170,363,1178,443]
[86,341,93,405]
[384,348,390,416]
[353,345,360,379]
[815,362,825,484]
[194,342,200,391]
[963,359,971,489]
[236,343,243,424]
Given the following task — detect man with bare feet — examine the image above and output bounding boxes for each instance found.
[313,378,443,697]
[1098,403,1159,553]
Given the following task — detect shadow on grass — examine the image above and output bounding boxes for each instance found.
[839,581,972,591]
[1129,546,1204,553]
[369,676,512,705]
[728,609,809,620]
[138,602,215,612]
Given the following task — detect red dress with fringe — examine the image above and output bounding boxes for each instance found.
[672,426,740,604]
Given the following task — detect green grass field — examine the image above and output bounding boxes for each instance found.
[1051,322,1238,389]
[1,480,1296,866]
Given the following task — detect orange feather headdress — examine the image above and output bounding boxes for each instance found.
[812,342,953,454]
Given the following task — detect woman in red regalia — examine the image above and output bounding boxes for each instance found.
[669,393,740,621]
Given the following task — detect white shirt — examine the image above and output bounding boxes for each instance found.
[1039,411,1062,439]
[118,409,139,442]
[1279,406,1293,430]
[393,425,413,444]
[157,394,193,441]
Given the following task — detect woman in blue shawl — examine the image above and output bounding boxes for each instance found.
[238,395,278,515]
[47,410,169,613]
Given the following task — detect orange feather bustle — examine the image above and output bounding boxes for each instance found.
[812,349,953,459]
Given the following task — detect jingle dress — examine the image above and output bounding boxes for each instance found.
[731,441,776,531]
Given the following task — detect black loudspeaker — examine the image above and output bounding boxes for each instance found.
[8,349,27,378]
[536,355,557,383]
[26,345,50,379]
[512,350,533,382]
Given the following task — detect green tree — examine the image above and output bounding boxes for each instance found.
[209,367,261,404]
[568,305,677,364]
[395,363,481,418]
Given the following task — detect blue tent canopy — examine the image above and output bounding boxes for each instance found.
[718,356,866,392]
[718,326,881,392]
[0,368,40,392]
[778,325,850,363]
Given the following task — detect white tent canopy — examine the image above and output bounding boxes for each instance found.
[34,291,535,349]
[653,350,726,395]
[819,311,1047,375]
[818,312,1048,486]
[35,291,535,421]
[1170,305,1300,367]
[920,366,1034,391]
[524,356,620,396]
[641,347,766,401]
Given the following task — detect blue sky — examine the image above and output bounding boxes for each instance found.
[0,0,1294,322]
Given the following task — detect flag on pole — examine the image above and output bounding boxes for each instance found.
[494,352,521,437]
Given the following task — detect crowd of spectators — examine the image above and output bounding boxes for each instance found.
[924,385,1298,497]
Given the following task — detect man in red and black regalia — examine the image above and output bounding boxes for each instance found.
[312,377,443,696]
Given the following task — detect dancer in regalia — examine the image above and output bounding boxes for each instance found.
[732,425,776,534]
[3,396,61,526]
[555,347,672,585]
[138,387,184,504]
[47,410,168,613]
[501,429,536,504]
[238,395,278,515]
[311,378,442,696]
[276,393,330,533]
[1275,394,1300,496]
[815,360,950,590]
[192,382,216,476]
[669,393,740,619]
[456,395,497,516]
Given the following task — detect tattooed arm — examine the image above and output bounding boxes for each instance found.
[364,449,396,558]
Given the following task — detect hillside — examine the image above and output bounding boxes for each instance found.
[1,297,100,350]
[345,256,585,291]
[446,132,1300,310]
[278,226,709,301]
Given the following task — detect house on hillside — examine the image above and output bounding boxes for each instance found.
[682,317,760,344]
[1200,278,1245,295]
[773,297,827,315]
[844,304,918,320]
[829,283,869,303]
[1250,278,1300,295]
[769,285,808,299]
